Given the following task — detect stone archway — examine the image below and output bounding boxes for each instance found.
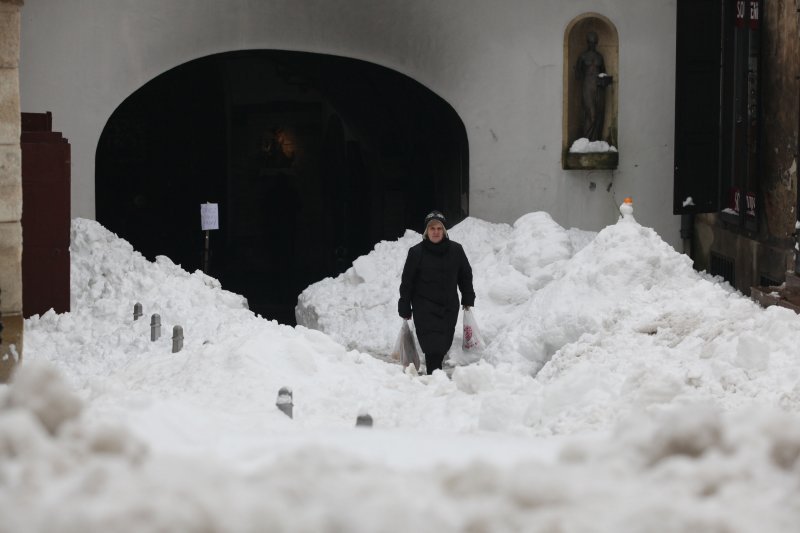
[96,50,469,324]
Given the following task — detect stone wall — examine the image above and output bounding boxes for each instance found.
[0,0,23,382]
[760,0,800,246]
[19,1,682,248]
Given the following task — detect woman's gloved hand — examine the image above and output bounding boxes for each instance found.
[398,299,412,320]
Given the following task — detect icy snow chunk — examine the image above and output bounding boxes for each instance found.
[487,269,530,305]
[478,395,521,431]
[452,362,495,394]
[734,333,770,371]
[3,362,82,435]
[505,212,573,277]
[623,405,729,466]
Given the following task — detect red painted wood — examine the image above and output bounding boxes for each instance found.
[21,113,71,318]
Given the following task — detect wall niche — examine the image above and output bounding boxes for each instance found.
[562,13,619,170]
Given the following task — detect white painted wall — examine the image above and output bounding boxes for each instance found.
[19,0,679,247]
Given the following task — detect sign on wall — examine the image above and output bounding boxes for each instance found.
[200,203,219,231]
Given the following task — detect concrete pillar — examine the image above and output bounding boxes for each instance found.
[0,0,23,383]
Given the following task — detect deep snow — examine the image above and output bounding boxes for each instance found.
[1,212,799,532]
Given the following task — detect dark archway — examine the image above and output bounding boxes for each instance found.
[96,50,469,324]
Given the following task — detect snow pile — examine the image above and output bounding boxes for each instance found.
[2,363,799,532]
[297,213,596,365]
[569,137,618,153]
[33,218,250,381]
[24,219,551,445]
[5,214,800,531]
[299,212,800,434]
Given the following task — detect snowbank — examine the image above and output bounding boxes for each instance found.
[297,213,596,366]
[2,363,799,532]
[299,211,800,434]
[3,214,800,532]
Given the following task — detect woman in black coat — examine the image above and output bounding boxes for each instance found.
[398,211,475,374]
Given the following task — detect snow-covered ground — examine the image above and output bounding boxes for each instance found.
[2,212,800,532]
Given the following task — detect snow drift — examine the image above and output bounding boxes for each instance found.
[2,214,800,531]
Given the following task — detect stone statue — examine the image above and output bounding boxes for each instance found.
[575,31,612,141]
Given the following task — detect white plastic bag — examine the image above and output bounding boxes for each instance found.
[391,320,420,371]
[462,308,484,352]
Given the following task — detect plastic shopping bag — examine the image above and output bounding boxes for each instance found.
[462,308,484,352]
[391,320,420,371]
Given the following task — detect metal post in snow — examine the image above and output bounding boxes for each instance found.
[172,325,183,353]
[355,413,373,427]
[150,314,161,341]
[133,302,143,321]
[276,387,293,418]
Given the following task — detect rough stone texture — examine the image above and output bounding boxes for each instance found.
[0,144,21,222]
[0,67,20,144]
[0,221,21,313]
[760,0,800,242]
[0,0,22,377]
[0,313,21,383]
[694,1,799,295]
[0,4,20,68]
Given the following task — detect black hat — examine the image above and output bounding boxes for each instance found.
[424,210,446,229]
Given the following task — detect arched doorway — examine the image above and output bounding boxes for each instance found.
[96,50,469,324]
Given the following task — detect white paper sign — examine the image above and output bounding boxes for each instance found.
[200,203,219,230]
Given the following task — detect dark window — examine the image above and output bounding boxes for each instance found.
[719,0,761,232]
[674,0,761,228]
[674,0,724,214]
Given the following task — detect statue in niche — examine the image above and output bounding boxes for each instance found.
[575,31,612,141]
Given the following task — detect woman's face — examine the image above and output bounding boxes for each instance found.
[427,221,445,243]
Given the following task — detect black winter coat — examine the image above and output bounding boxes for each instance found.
[398,238,475,356]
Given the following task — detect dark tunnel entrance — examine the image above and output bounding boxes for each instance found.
[95,51,469,324]
[96,50,469,324]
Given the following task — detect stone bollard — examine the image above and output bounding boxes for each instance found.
[172,325,183,353]
[150,314,161,341]
[133,302,143,321]
[276,387,293,419]
[355,413,373,428]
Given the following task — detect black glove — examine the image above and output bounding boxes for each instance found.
[398,299,411,320]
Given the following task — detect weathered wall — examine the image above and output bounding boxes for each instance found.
[760,0,800,245]
[0,0,23,382]
[19,0,680,247]
[693,0,800,292]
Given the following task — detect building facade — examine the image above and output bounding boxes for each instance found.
[12,1,800,322]
[675,0,800,295]
[0,0,23,381]
[19,1,679,241]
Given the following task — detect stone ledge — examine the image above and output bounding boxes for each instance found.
[563,151,619,170]
[750,283,800,313]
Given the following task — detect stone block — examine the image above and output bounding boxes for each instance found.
[0,5,20,68]
[0,312,22,383]
[0,220,21,312]
[0,144,21,222]
[0,67,20,144]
